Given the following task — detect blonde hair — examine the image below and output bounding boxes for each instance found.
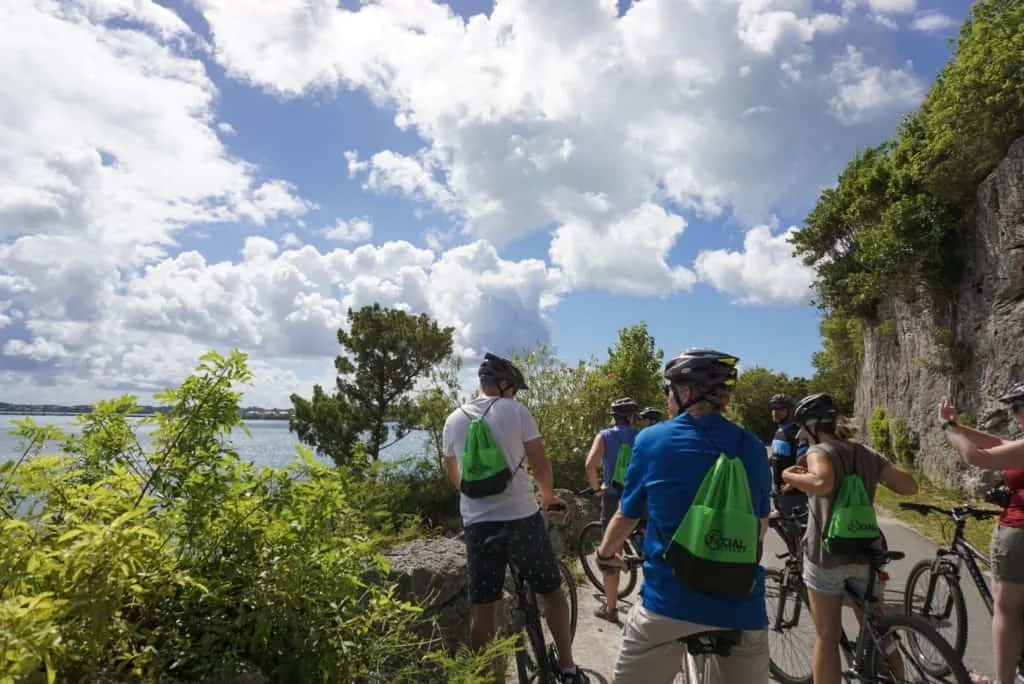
[835,416,859,441]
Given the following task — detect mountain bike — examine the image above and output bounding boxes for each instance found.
[897,501,1024,678]
[487,502,579,683]
[765,515,963,683]
[574,486,644,598]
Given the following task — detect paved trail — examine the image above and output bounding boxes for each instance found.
[512,513,995,682]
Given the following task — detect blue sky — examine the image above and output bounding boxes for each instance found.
[0,0,966,406]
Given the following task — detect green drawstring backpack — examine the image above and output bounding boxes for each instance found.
[610,441,632,493]
[664,430,760,598]
[459,399,523,499]
[823,443,881,556]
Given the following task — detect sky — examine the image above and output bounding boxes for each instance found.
[0,0,966,408]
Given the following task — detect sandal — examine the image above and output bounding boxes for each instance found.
[593,602,620,624]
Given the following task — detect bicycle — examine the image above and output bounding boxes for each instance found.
[897,501,1024,678]
[765,515,965,684]
[485,502,579,683]
[574,486,644,598]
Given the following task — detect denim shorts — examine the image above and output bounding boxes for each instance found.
[803,558,883,599]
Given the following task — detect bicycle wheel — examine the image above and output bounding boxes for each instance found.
[558,560,579,640]
[576,520,639,598]
[861,613,971,684]
[903,559,968,667]
[765,568,815,684]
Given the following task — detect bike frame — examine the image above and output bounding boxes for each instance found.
[923,524,994,615]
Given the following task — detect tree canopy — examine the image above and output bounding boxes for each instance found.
[289,304,455,465]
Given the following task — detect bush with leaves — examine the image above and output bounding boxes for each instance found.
[0,350,493,683]
[726,367,810,442]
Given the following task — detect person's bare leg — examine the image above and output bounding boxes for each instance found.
[470,602,502,681]
[807,589,844,684]
[539,588,576,669]
[992,579,1024,684]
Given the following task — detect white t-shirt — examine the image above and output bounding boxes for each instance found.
[443,395,541,526]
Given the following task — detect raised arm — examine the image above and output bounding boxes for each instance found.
[585,433,605,491]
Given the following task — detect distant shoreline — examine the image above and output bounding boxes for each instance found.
[0,411,291,421]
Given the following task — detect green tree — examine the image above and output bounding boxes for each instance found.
[807,311,862,415]
[727,367,810,442]
[601,322,665,411]
[414,355,465,467]
[290,304,455,465]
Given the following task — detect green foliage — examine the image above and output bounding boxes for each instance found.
[869,407,892,458]
[794,1,1024,317]
[414,356,466,465]
[808,311,862,415]
[0,350,481,682]
[868,407,919,467]
[512,325,665,491]
[290,304,455,465]
[600,323,664,411]
[727,367,810,442]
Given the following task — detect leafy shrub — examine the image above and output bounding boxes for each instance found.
[889,417,919,468]
[869,407,892,458]
[0,351,487,682]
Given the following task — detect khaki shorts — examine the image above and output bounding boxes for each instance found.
[612,604,769,684]
[991,524,1024,584]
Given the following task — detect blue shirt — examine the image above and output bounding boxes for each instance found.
[600,424,639,487]
[619,412,772,629]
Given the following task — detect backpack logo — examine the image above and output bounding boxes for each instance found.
[703,529,747,554]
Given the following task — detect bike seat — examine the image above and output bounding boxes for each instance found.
[867,549,905,565]
[679,629,743,656]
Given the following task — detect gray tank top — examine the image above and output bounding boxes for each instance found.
[803,441,890,568]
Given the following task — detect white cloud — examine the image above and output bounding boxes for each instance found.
[197,0,925,246]
[866,0,916,14]
[910,11,959,33]
[694,224,815,305]
[321,217,374,243]
[829,45,925,124]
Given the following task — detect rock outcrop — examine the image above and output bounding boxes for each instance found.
[855,136,1024,493]
[380,488,600,654]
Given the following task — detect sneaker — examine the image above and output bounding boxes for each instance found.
[556,666,590,683]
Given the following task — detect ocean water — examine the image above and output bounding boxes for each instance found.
[0,414,431,470]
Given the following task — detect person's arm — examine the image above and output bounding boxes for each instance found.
[783,447,834,496]
[880,462,918,495]
[519,404,559,508]
[585,433,605,491]
[953,424,1010,450]
[442,418,460,489]
[946,424,1024,470]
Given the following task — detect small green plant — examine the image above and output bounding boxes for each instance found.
[869,407,892,458]
[889,418,920,467]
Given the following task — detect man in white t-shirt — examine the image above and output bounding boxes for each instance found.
[443,353,589,684]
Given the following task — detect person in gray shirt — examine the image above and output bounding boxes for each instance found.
[781,393,918,684]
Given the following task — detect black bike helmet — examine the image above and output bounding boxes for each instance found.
[770,393,794,410]
[998,380,1024,405]
[639,407,664,421]
[478,352,529,391]
[610,397,639,417]
[663,348,739,389]
[793,393,839,424]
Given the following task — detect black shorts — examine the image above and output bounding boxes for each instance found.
[463,511,562,605]
[601,489,648,530]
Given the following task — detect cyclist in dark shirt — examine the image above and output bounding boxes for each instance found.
[768,393,808,519]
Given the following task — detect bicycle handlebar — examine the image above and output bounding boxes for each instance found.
[898,501,1000,521]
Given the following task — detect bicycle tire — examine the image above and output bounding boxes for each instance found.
[860,613,971,684]
[576,520,639,598]
[765,568,814,684]
[516,610,554,684]
[559,560,579,641]
[903,558,968,668]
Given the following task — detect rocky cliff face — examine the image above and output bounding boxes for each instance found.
[855,136,1024,493]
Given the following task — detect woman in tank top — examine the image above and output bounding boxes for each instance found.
[940,381,1024,684]
[780,393,918,684]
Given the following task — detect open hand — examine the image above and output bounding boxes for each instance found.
[939,397,957,424]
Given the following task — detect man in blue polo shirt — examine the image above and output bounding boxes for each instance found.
[596,348,771,683]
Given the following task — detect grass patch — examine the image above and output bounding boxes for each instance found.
[875,476,996,553]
